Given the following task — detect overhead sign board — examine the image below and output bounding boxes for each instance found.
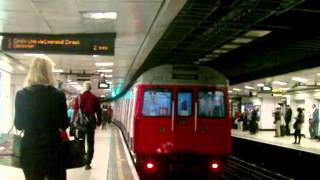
[1,33,116,55]
[98,83,110,89]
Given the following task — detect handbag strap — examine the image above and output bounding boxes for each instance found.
[7,125,23,136]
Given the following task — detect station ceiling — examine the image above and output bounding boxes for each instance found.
[0,0,319,97]
[137,0,320,86]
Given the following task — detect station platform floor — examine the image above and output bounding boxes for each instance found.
[232,129,320,155]
[0,124,139,180]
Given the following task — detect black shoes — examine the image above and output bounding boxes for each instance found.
[85,164,92,170]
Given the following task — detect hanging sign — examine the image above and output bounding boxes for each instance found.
[1,33,116,55]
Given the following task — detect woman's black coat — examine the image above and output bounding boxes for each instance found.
[14,85,69,171]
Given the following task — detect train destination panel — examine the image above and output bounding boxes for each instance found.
[1,33,116,55]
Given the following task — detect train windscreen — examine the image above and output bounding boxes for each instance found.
[142,90,172,116]
[177,91,192,116]
[198,91,225,118]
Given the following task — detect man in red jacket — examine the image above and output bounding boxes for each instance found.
[72,81,102,170]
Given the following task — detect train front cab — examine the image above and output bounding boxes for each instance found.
[133,84,231,179]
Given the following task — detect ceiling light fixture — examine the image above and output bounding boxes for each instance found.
[243,30,272,37]
[104,74,113,78]
[257,83,264,87]
[232,38,254,44]
[53,69,63,73]
[291,77,308,83]
[233,88,241,91]
[245,85,255,90]
[97,69,113,73]
[23,53,45,57]
[95,62,114,66]
[221,44,241,49]
[272,81,287,86]
[212,49,229,53]
[82,12,117,19]
[198,58,211,62]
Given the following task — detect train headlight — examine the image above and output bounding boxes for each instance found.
[144,160,157,173]
[210,161,221,172]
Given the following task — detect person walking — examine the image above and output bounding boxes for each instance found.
[14,57,69,179]
[72,81,102,170]
[293,108,305,144]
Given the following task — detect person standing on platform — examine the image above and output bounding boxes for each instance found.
[237,112,244,131]
[107,105,113,124]
[14,57,69,179]
[274,107,282,137]
[101,102,108,129]
[309,104,319,139]
[284,105,292,135]
[293,108,305,144]
[250,107,259,134]
[72,81,102,170]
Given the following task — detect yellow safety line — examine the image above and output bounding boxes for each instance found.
[115,129,125,180]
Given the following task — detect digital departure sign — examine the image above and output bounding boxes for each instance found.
[1,33,116,55]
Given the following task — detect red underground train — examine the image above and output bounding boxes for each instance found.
[113,64,231,178]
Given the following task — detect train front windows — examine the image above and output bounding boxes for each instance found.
[142,90,172,116]
[198,91,225,118]
[177,91,192,116]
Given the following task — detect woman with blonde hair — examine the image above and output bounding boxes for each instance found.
[14,57,69,179]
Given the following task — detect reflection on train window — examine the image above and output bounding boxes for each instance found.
[177,91,192,116]
[142,90,172,116]
[198,91,225,118]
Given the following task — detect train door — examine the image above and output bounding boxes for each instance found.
[174,89,194,150]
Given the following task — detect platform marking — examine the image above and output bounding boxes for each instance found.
[105,127,112,178]
[115,129,125,180]
[117,128,140,180]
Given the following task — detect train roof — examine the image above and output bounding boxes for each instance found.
[136,64,229,86]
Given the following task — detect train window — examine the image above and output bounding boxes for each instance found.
[177,91,192,116]
[198,91,225,118]
[142,90,172,116]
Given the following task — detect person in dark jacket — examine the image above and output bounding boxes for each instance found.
[293,108,305,144]
[274,107,282,137]
[250,108,259,134]
[72,81,102,170]
[14,57,69,180]
[284,105,292,135]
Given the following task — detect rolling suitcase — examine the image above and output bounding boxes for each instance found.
[280,125,286,136]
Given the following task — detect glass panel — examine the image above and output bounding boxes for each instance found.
[142,90,172,116]
[177,92,192,116]
[198,91,225,118]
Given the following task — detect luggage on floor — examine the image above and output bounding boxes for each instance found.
[280,125,286,136]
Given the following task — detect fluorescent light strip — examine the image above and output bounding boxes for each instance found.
[68,82,79,85]
[257,83,264,87]
[198,58,211,62]
[245,86,255,90]
[104,74,112,78]
[97,69,113,73]
[213,49,229,53]
[83,12,117,19]
[221,44,240,49]
[52,69,63,73]
[272,81,287,86]
[232,38,254,43]
[95,62,114,66]
[24,53,45,56]
[243,30,271,37]
[291,77,308,83]
[233,88,241,91]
